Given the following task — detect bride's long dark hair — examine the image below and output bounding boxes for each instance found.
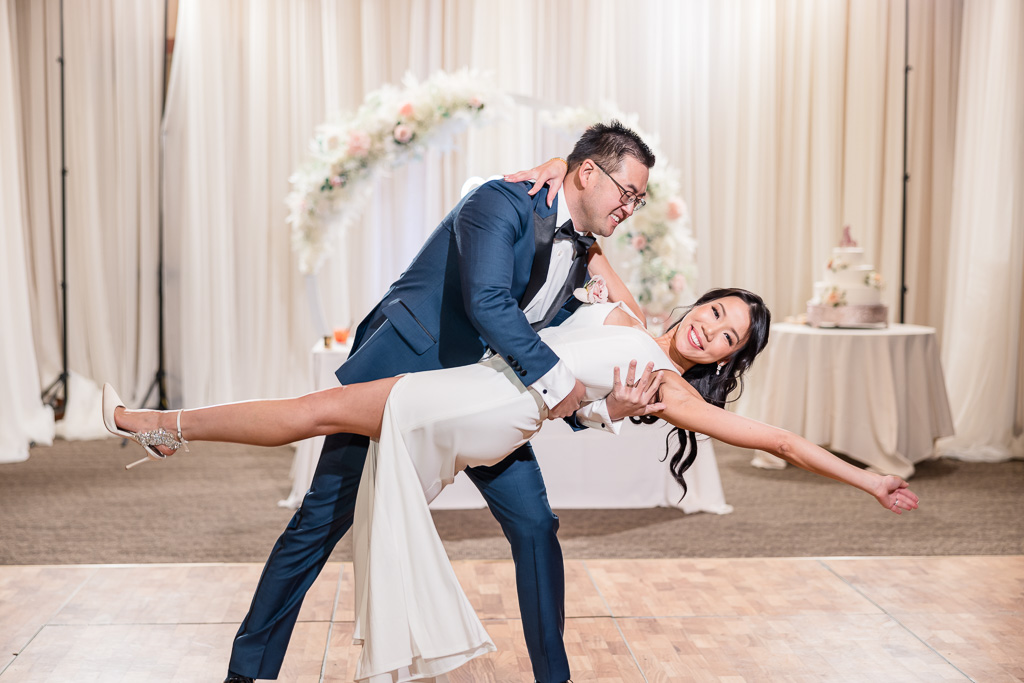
[633,288,772,498]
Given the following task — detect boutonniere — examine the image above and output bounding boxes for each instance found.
[573,275,609,304]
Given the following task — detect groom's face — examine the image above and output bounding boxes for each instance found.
[576,157,649,238]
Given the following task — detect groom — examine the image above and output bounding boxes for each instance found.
[226,122,655,683]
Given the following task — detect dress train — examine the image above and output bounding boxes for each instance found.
[350,303,677,681]
[352,392,495,682]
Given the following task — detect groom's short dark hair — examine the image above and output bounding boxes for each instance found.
[566,120,655,173]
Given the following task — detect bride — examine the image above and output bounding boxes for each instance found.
[103,286,919,682]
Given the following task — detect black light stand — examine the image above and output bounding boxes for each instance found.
[40,0,69,419]
[139,0,170,411]
[898,0,911,324]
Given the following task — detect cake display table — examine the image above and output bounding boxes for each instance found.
[733,323,955,478]
[279,340,732,514]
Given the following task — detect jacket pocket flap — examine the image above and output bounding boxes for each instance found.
[381,299,436,355]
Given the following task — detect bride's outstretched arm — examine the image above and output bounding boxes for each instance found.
[654,375,920,514]
[115,377,400,453]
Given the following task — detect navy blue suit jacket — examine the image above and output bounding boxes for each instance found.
[336,180,570,388]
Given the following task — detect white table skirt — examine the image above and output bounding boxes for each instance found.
[279,340,732,514]
[733,322,955,478]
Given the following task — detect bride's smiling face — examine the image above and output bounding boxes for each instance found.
[674,296,752,366]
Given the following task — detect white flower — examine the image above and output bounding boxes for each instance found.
[573,275,609,304]
[666,198,686,221]
[823,287,847,307]
[393,124,415,144]
[346,130,371,157]
[670,272,688,293]
[287,69,512,275]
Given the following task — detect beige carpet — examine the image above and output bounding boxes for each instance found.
[1,437,1021,565]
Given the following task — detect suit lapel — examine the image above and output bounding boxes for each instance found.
[532,254,588,331]
[519,209,557,310]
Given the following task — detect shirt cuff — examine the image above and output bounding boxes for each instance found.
[574,399,622,434]
[531,360,577,409]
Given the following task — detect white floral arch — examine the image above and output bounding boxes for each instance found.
[288,69,697,336]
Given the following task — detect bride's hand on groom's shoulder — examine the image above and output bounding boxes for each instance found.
[503,158,568,207]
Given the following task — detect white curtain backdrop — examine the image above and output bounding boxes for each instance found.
[608,0,951,323]
[4,0,1021,463]
[162,0,555,407]
[0,0,54,462]
[937,0,1024,460]
[163,0,349,407]
[8,0,164,444]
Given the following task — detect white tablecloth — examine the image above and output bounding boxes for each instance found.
[733,322,955,478]
[279,340,731,514]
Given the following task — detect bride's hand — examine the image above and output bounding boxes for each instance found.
[503,157,568,207]
[874,475,920,514]
[607,361,665,421]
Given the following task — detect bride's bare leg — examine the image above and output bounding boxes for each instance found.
[114,377,401,454]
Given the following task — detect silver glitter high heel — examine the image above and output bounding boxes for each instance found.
[102,383,190,470]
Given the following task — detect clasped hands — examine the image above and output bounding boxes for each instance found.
[547,360,665,421]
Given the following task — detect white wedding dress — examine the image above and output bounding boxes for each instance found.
[351,302,680,682]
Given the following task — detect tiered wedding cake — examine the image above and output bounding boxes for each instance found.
[806,227,887,328]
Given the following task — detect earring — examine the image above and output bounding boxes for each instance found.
[716,362,725,376]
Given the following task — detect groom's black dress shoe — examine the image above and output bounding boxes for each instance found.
[223,675,254,683]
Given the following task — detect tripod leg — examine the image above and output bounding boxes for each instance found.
[141,370,168,411]
[40,372,69,420]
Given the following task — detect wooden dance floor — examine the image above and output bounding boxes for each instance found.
[1,556,1021,682]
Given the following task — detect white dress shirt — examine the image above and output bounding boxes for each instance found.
[523,189,619,433]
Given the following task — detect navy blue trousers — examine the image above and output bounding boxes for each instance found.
[228,431,568,682]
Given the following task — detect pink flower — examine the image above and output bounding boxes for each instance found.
[824,288,846,307]
[329,175,344,188]
[398,102,416,118]
[631,234,648,251]
[670,273,688,293]
[666,198,686,221]
[468,95,484,109]
[346,130,371,157]
[573,275,609,304]
[393,124,414,144]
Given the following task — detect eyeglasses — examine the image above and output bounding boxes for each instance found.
[593,160,646,211]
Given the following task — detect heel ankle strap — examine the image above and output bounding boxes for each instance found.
[176,410,190,452]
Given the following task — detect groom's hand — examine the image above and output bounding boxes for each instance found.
[547,379,587,420]
[607,361,665,421]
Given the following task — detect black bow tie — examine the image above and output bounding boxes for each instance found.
[554,221,596,258]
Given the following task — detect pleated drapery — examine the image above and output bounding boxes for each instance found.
[2,0,1020,463]
[0,0,54,462]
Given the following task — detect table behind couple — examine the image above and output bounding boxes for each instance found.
[279,339,734,515]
